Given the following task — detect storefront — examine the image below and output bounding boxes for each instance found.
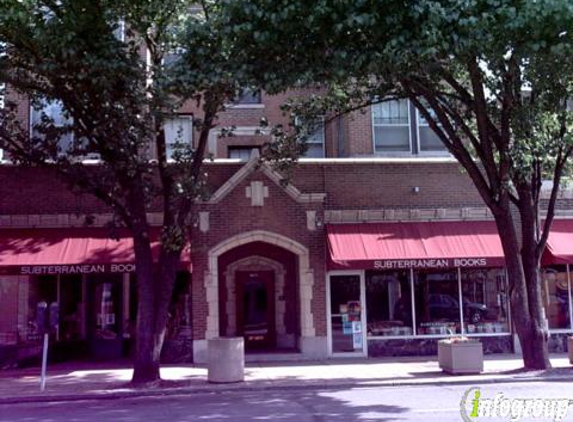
[0,228,191,362]
[540,220,573,352]
[325,220,573,357]
[325,221,513,357]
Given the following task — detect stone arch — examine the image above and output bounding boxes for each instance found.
[204,230,315,342]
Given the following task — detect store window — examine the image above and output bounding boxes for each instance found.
[59,275,84,341]
[0,277,20,345]
[26,276,58,342]
[542,267,571,330]
[166,272,192,340]
[414,270,461,335]
[366,271,413,336]
[461,268,510,334]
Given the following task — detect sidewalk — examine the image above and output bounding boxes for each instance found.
[0,354,571,404]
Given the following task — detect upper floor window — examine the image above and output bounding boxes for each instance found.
[113,20,125,42]
[417,107,444,153]
[228,146,260,160]
[30,99,74,153]
[372,99,446,155]
[235,88,261,105]
[163,115,193,160]
[296,117,325,158]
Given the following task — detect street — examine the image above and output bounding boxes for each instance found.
[1,381,571,422]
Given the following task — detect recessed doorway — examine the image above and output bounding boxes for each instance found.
[236,270,275,350]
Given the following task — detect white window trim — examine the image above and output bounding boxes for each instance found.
[415,108,450,157]
[207,126,269,157]
[225,103,265,110]
[165,114,193,162]
[371,101,413,155]
[29,101,86,159]
[294,115,326,158]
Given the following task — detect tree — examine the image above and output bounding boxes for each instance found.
[224,0,573,369]
[0,0,282,384]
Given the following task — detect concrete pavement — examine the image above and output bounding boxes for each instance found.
[0,354,571,404]
[3,381,573,422]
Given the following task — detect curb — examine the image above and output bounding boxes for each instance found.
[1,374,573,405]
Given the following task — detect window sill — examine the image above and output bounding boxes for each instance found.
[224,104,265,110]
[367,333,512,340]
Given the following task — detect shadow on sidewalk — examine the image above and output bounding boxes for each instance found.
[0,388,411,422]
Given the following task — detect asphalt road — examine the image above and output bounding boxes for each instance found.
[0,381,572,422]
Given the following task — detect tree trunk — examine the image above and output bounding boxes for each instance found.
[131,224,162,385]
[494,210,551,370]
[130,226,183,385]
[520,210,551,369]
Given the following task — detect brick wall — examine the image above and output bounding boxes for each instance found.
[345,108,373,156]
[0,161,486,216]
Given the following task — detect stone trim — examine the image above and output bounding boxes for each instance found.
[325,207,573,223]
[205,230,315,341]
[0,212,164,229]
[202,151,325,205]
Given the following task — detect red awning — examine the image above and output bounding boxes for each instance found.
[326,221,505,270]
[543,220,573,265]
[0,228,191,276]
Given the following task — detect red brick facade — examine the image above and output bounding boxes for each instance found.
[3,88,573,363]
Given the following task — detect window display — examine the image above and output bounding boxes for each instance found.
[366,271,413,336]
[542,267,571,330]
[461,269,509,334]
[415,270,461,335]
[26,275,57,342]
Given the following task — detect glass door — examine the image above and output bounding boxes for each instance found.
[328,273,366,356]
[86,274,123,359]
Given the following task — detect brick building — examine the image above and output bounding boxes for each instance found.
[1,91,573,365]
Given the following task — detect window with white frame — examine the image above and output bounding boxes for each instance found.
[417,107,446,153]
[372,99,447,155]
[372,99,411,152]
[235,88,262,105]
[114,20,125,42]
[228,146,260,160]
[163,115,193,160]
[296,117,325,158]
[30,99,74,153]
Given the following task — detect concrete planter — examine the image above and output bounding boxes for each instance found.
[568,337,573,364]
[207,337,244,383]
[438,339,483,374]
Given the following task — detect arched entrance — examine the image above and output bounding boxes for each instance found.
[193,230,323,361]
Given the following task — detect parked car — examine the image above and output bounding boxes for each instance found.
[428,294,487,323]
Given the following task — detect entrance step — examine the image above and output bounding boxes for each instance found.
[245,351,306,363]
